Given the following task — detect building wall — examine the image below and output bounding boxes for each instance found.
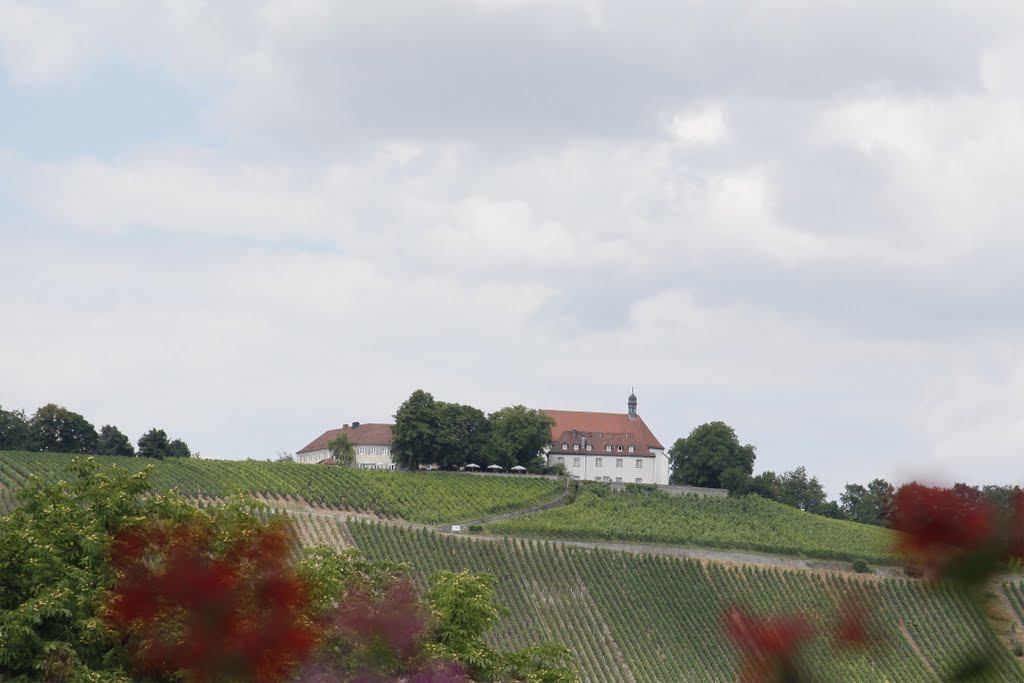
[547,451,660,485]
[296,444,393,467]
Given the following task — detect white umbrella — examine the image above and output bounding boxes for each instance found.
[510,465,527,472]
[465,463,481,469]
[487,464,503,470]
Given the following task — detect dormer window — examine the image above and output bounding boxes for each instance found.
[628,446,635,453]
[586,444,592,451]
[605,445,612,452]
[573,444,580,451]
[561,443,568,450]
[617,445,623,452]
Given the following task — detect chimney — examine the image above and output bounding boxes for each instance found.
[343,424,349,429]
[352,421,360,429]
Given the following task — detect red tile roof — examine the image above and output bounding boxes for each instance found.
[541,410,665,452]
[297,423,393,454]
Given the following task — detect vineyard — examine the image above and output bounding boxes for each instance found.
[487,488,895,564]
[348,522,1024,682]
[0,452,562,524]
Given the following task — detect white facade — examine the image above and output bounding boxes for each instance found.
[549,448,670,485]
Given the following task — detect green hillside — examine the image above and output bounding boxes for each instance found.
[487,487,895,564]
[0,452,562,524]
[349,521,1023,682]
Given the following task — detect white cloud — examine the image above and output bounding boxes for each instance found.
[671,106,728,146]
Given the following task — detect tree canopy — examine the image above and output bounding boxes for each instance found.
[28,403,99,454]
[668,421,756,489]
[328,433,356,466]
[484,405,554,469]
[0,406,30,450]
[96,424,136,457]
[392,390,442,469]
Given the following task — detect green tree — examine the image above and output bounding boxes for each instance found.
[137,428,171,459]
[393,390,441,470]
[668,421,756,489]
[778,466,828,513]
[167,438,192,458]
[426,570,577,683]
[0,457,196,680]
[28,403,99,454]
[0,406,30,450]
[96,424,136,457]
[841,478,895,526]
[436,402,490,470]
[484,405,555,469]
[328,433,356,466]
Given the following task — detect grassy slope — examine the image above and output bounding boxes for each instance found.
[0,451,562,524]
[350,522,1024,683]
[487,488,895,564]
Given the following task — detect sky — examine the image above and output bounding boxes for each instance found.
[3,0,1024,498]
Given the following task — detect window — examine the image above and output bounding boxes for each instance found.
[635,478,643,484]
[573,457,581,467]
[596,458,602,467]
[605,445,612,452]
[628,445,635,453]
[573,444,580,451]
[617,445,623,452]
[615,477,622,483]
[586,444,592,451]
[636,459,643,468]
[616,458,623,468]
[561,443,568,450]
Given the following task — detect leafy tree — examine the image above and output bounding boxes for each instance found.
[166,437,192,458]
[436,402,490,470]
[841,478,895,526]
[96,424,136,457]
[0,406,30,450]
[778,466,828,513]
[484,405,555,469]
[28,403,99,454]
[0,457,195,679]
[743,470,782,500]
[668,421,756,489]
[426,570,576,683]
[328,433,356,466]
[137,428,171,459]
[393,390,442,470]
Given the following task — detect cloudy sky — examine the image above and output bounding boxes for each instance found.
[3,0,1024,496]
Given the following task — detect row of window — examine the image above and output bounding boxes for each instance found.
[593,477,644,483]
[561,443,637,453]
[558,457,645,469]
[357,446,389,455]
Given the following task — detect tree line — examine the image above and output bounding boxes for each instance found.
[391,389,556,472]
[668,420,1021,524]
[0,403,193,459]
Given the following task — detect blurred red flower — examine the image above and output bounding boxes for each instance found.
[106,519,316,683]
[723,606,814,683]
[889,483,996,575]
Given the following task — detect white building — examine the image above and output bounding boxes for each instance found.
[542,392,671,485]
[295,422,395,469]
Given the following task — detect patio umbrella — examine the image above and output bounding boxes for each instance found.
[487,464,503,471]
[465,463,480,469]
[510,465,527,472]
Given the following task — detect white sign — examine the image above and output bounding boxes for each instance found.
[451,525,462,533]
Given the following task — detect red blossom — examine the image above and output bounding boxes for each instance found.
[832,597,880,650]
[889,483,996,573]
[105,520,317,683]
[334,579,428,658]
[723,606,814,683]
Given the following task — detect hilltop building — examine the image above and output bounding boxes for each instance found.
[541,392,671,485]
[294,392,670,483]
[295,422,395,468]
